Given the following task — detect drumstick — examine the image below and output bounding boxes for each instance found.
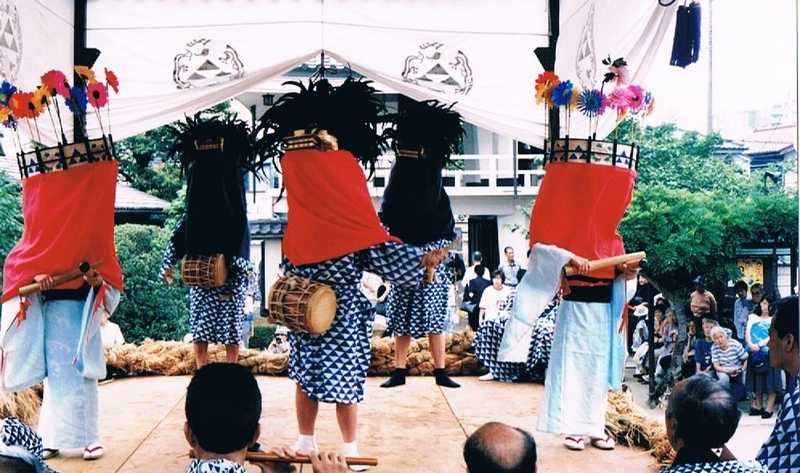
[18,261,102,296]
[563,252,646,277]
[189,450,379,467]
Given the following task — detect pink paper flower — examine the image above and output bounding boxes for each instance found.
[87,82,108,108]
[609,64,629,86]
[607,87,634,113]
[626,84,645,112]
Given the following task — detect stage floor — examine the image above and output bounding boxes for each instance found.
[48,376,658,473]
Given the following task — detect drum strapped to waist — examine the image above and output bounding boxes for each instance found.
[181,254,228,288]
[267,276,337,335]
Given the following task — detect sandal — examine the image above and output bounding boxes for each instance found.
[83,444,104,460]
[42,448,59,460]
[590,434,616,451]
[564,436,585,451]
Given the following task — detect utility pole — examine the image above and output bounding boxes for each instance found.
[707,0,714,134]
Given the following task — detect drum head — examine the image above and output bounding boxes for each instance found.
[306,285,337,334]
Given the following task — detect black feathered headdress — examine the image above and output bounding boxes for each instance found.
[390,97,464,165]
[255,77,389,175]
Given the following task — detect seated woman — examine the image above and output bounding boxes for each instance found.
[710,326,748,389]
[660,375,765,473]
[745,295,783,419]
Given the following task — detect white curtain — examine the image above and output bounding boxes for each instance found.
[11,0,676,146]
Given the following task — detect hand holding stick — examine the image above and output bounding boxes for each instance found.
[189,449,378,468]
[20,261,103,296]
[563,252,646,277]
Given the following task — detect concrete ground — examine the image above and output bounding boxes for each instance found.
[49,376,657,473]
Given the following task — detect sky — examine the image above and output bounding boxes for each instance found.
[646,0,797,137]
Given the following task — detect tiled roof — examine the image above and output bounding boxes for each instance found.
[744,124,797,156]
[250,217,286,239]
[0,156,169,213]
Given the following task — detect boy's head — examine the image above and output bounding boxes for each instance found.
[702,318,718,338]
[734,280,748,298]
[185,363,262,456]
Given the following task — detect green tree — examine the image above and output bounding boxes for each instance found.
[114,224,188,342]
[0,171,22,289]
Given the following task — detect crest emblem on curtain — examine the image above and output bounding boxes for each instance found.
[0,0,21,83]
[173,38,244,89]
[401,42,473,95]
[575,1,597,90]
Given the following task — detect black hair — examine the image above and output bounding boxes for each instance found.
[463,423,537,473]
[472,251,483,263]
[491,270,505,283]
[753,293,775,316]
[733,280,749,292]
[666,375,740,449]
[751,283,764,294]
[772,296,799,348]
[475,264,486,277]
[504,246,513,254]
[186,363,262,454]
[391,97,464,165]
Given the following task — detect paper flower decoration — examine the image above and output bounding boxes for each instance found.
[104,68,119,94]
[644,92,655,116]
[569,87,581,109]
[0,106,9,123]
[626,85,645,112]
[74,66,97,84]
[9,92,33,118]
[577,89,606,117]
[550,80,574,107]
[607,87,634,113]
[41,70,70,98]
[0,81,15,107]
[33,86,50,109]
[67,86,87,114]
[534,71,560,106]
[3,114,16,130]
[87,82,108,108]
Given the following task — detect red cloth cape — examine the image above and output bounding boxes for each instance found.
[530,162,636,280]
[281,149,398,266]
[2,161,124,302]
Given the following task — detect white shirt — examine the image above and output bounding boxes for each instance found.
[479,285,513,321]
[101,322,125,348]
[461,264,490,288]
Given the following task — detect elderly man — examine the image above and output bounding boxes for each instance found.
[756,296,799,472]
[660,375,765,472]
[464,422,537,473]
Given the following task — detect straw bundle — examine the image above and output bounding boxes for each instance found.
[368,330,480,375]
[605,390,675,467]
[0,386,43,426]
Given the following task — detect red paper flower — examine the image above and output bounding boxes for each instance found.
[104,68,119,94]
[87,82,108,108]
[41,70,70,99]
[9,92,33,119]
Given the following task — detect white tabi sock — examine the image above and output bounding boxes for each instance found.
[343,442,369,471]
[292,434,318,455]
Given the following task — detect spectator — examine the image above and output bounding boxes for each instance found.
[267,327,291,355]
[745,294,782,419]
[695,318,718,377]
[479,271,513,324]
[242,294,256,349]
[710,327,747,389]
[682,322,697,379]
[462,251,489,288]
[464,422,537,473]
[185,363,345,473]
[640,306,667,383]
[733,280,754,341]
[463,265,492,331]
[655,309,679,382]
[750,283,764,306]
[690,277,717,335]
[497,247,520,287]
[632,305,650,379]
[100,310,125,349]
[660,375,762,473]
[756,296,799,472]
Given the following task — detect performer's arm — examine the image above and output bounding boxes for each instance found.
[160,239,179,284]
[33,274,55,290]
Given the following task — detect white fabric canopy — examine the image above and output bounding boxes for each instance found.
[8,0,677,147]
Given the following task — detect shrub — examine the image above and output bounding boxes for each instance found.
[249,325,275,350]
[114,224,188,342]
[0,171,22,290]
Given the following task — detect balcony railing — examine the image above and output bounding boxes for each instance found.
[249,154,545,200]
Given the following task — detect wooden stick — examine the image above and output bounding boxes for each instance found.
[563,252,646,277]
[18,261,102,296]
[189,450,378,467]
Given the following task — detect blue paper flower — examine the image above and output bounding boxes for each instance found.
[577,89,606,118]
[550,80,574,107]
[3,115,17,130]
[0,81,16,106]
[67,86,87,114]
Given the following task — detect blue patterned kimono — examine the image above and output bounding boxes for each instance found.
[161,240,250,346]
[386,239,451,338]
[285,242,424,404]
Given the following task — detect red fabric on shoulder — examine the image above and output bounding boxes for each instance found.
[530,162,636,280]
[2,161,124,302]
[281,149,398,266]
